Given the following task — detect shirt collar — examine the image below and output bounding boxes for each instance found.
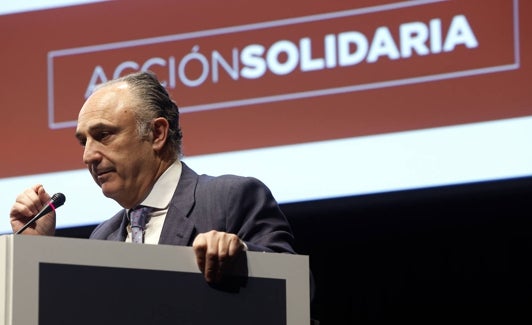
[139,160,182,210]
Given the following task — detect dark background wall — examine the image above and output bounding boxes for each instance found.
[57,176,532,324]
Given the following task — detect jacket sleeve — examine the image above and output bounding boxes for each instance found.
[194,174,297,254]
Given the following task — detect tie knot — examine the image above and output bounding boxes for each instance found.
[129,206,151,228]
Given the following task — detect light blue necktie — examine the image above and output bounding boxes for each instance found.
[129,206,150,243]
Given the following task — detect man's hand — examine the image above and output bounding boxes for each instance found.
[10,184,56,236]
[192,230,246,283]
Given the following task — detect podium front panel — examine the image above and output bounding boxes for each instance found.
[0,235,310,325]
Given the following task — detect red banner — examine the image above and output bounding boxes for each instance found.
[1,0,530,178]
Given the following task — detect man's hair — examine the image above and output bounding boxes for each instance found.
[97,71,183,158]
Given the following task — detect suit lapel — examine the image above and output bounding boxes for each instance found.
[107,210,129,241]
[158,162,197,246]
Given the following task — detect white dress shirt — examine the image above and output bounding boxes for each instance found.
[125,160,182,244]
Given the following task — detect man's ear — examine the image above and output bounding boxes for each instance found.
[151,117,169,151]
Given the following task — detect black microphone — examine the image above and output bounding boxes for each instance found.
[15,192,66,235]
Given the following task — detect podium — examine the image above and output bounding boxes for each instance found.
[0,234,310,324]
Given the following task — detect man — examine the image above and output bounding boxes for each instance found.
[9,71,299,285]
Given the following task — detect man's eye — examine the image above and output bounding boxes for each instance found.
[96,132,111,141]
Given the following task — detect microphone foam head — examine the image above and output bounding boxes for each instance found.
[51,192,66,207]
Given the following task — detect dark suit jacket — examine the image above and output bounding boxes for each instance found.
[89,162,296,254]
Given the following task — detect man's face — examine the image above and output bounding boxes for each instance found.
[75,82,156,208]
